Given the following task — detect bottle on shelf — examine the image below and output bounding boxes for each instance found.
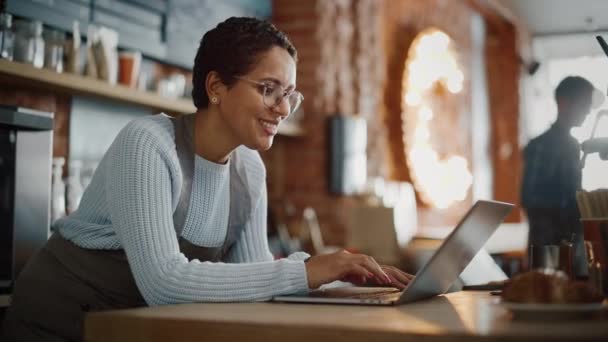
[0,12,14,60]
[66,159,84,214]
[51,157,66,223]
[43,28,64,73]
[64,20,80,74]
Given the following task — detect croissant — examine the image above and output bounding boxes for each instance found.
[501,270,603,304]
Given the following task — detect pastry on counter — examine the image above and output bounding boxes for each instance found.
[501,270,603,304]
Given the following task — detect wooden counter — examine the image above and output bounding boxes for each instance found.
[85,291,608,342]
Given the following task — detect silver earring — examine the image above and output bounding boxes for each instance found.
[211,96,219,104]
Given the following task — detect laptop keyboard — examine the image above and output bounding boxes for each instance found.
[309,287,401,299]
[346,289,401,299]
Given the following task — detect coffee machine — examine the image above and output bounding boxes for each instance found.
[580,37,608,165]
[580,110,608,166]
[0,105,53,292]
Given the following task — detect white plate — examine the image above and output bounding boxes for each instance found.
[501,301,608,321]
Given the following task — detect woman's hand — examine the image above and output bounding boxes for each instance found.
[304,250,414,289]
[342,265,414,289]
[378,265,415,289]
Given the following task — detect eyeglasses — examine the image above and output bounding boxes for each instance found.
[234,76,303,115]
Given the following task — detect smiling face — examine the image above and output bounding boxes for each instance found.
[216,46,297,151]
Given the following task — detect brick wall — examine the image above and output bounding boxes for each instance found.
[268,0,386,245]
[269,0,521,246]
[486,20,522,222]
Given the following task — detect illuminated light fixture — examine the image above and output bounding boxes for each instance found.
[401,29,472,209]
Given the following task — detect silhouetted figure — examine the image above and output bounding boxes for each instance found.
[521,76,594,278]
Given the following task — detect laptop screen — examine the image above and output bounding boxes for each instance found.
[398,200,513,304]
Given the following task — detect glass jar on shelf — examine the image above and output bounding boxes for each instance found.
[66,160,84,214]
[13,18,44,68]
[0,13,14,60]
[43,28,64,73]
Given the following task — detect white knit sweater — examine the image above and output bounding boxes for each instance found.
[54,114,310,306]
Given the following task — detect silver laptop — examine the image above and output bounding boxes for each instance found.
[272,200,513,306]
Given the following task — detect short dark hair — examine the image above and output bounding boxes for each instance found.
[191,17,298,109]
[554,76,594,102]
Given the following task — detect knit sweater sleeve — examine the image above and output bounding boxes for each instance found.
[105,120,309,306]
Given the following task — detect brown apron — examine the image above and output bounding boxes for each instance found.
[2,114,251,342]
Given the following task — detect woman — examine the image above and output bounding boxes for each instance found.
[2,17,413,341]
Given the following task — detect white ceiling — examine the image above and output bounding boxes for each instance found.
[500,0,608,36]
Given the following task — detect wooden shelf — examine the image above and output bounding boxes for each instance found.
[0,59,306,136]
[0,59,196,114]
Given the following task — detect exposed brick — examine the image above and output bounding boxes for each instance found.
[270,0,521,247]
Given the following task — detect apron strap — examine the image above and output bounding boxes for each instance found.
[169,114,196,237]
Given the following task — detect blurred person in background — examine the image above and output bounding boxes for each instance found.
[521,76,595,278]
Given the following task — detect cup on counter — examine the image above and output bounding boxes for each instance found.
[118,50,142,88]
[529,244,560,271]
[558,239,574,278]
